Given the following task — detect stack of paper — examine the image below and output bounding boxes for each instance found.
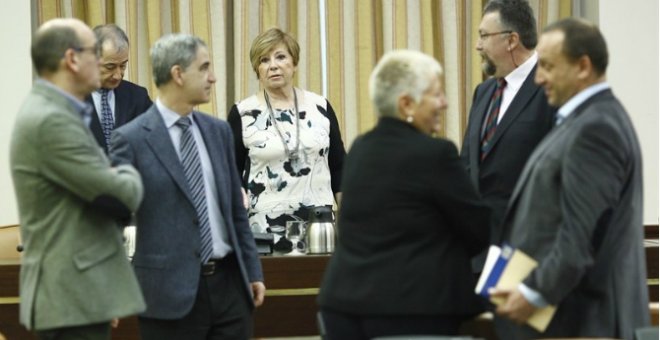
[475,245,556,332]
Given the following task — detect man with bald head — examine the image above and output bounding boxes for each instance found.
[10,18,145,339]
[86,24,152,153]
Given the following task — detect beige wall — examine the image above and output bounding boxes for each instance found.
[600,0,659,224]
[0,2,31,226]
[1,2,658,226]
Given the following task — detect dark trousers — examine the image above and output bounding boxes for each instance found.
[319,308,463,340]
[139,254,253,340]
[37,322,110,340]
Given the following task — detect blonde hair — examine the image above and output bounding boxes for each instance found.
[249,28,300,79]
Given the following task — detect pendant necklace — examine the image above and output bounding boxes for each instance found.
[264,88,300,161]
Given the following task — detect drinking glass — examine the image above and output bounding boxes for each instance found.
[285,220,306,255]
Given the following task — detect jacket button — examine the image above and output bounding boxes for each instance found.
[193,218,199,225]
[195,251,200,258]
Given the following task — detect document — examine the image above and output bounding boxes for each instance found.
[475,245,556,332]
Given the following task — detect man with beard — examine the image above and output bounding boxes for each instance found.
[460,0,555,275]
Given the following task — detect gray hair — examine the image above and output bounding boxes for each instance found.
[151,33,207,87]
[93,24,129,55]
[369,50,443,118]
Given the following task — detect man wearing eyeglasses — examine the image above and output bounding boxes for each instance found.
[10,18,145,339]
[460,0,555,278]
[86,24,152,154]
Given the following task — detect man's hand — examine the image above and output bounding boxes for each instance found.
[111,318,120,328]
[490,288,537,324]
[251,281,266,307]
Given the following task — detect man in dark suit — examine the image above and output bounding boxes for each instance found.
[490,18,650,339]
[11,18,145,339]
[87,24,151,153]
[461,0,555,273]
[110,34,265,340]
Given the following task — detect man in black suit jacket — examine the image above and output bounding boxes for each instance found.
[86,24,152,153]
[460,0,555,272]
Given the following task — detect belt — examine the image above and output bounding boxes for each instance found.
[201,253,234,276]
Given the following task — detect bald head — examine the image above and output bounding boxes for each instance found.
[32,18,101,99]
[32,18,95,75]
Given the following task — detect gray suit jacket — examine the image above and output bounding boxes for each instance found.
[110,105,263,319]
[498,89,650,339]
[10,81,146,330]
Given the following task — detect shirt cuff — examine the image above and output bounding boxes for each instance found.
[518,283,549,308]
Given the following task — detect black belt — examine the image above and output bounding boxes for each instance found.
[201,253,235,276]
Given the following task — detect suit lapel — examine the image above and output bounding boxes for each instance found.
[194,112,229,213]
[504,91,609,222]
[484,66,540,156]
[467,80,498,182]
[143,108,195,205]
[113,82,130,126]
[85,95,105,149]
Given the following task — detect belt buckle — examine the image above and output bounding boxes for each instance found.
[202,260,216,276]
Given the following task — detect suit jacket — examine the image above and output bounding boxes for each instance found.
[498,89,650,339]
[460,66,555,269]
[10,82,146,330]
[86,80,152,152]
[318,118,490,317]
[110,105,264,319]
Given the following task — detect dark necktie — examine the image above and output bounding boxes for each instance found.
[176,116,214,264]
[480,78,507,161]
[99,88,115,147]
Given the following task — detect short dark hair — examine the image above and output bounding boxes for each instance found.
[544,18,608,76]
[31,25,82,74]
[93,24,129,55]
[484,0,537,49]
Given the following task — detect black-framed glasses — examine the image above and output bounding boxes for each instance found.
[478,30,513,41]
[72,44,101,58]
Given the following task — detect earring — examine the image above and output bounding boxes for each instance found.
[406,115,414,123]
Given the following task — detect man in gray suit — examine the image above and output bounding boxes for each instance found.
[10,18,145,339]
[110,34,265,340]
[490,18,650,339]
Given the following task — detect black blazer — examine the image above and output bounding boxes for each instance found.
[460,66,555,245]
[86,80,152,153]
[318,118,490,316]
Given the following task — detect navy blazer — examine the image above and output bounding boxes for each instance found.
[109,106,263,319]
[86,80,152,153]
[460,66,555,246]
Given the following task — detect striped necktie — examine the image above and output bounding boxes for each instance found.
[176,116,214,264]
[480,78,507,161]
[99,88,114,147]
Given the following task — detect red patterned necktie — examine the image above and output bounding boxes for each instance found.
[480,78,507,161]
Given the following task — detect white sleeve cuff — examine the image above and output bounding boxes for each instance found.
[518,283,549,308]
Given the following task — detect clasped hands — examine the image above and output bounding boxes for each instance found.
[489,287,537,324]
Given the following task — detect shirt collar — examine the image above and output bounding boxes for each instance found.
[503,51,538,93]
[556,82,610,124]
[36,78,93,119]
[156,98,195,128]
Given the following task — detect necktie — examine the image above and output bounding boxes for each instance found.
[99,88,115,147]
[480,78,507,161]
[176,116,214,264]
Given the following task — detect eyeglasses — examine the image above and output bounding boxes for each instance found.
[72,44,100,58]
[478,30,513,41]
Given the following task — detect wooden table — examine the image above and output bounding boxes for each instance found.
[0,255,330,339]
